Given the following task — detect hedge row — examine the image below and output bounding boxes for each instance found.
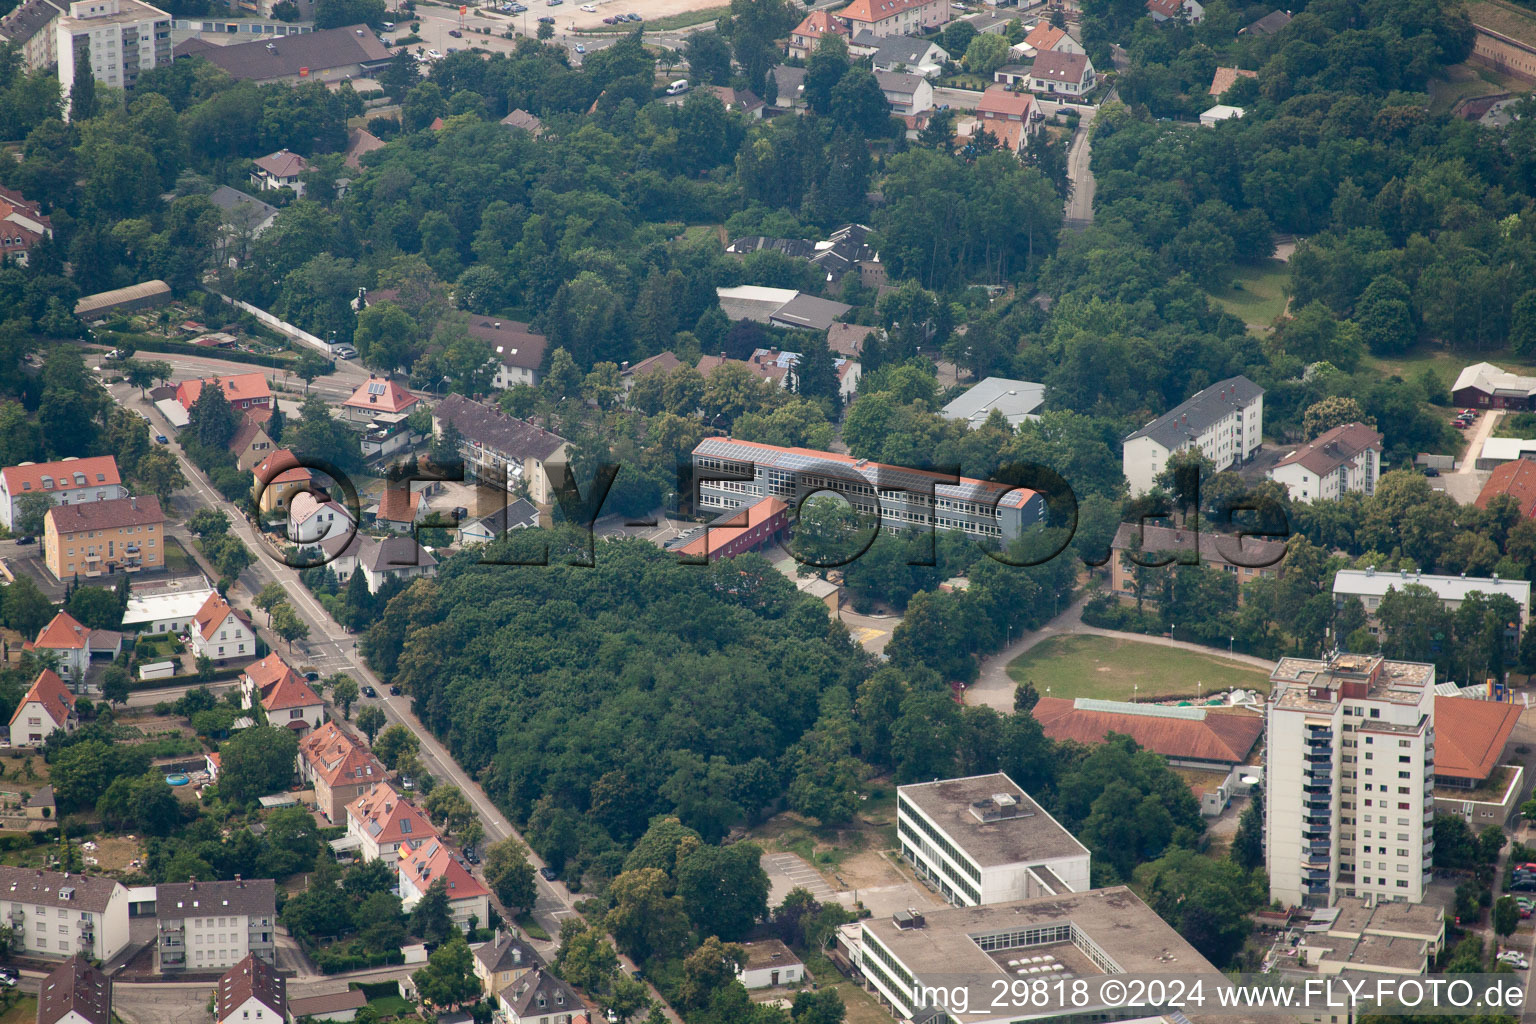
[314,948,406,974]
[101,333,302,370]
[133,665,245,694]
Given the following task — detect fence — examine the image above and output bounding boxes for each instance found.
[211,292,337,358]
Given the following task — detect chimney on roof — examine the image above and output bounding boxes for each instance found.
[494,322,501,329]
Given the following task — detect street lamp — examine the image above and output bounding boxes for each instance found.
[1229,634,1235,655]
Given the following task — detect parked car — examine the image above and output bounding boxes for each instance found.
[1423,467,1439,477]
[389,685,401,695]
[602,14,614,20]
[579,3,595,9]
[362,685,378,698]
[575,42,585,51]
[0,969,18,987]
[154,434,169,444]
[626,11,640,19]
[537,15,553,21]
[1462,408,1479,417]
[425,48,442,57]
[382,19,395,27]
[14,536,33,545]
[539,866,557,880]
[449,27,462,35]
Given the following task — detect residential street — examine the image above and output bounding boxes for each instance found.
[1062,93,1106,230]
[101,371,682,1021]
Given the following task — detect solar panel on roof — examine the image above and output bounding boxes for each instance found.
[368,382,387,396]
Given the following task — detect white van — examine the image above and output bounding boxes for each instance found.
[666,79,689,95]
[381,20,395,28]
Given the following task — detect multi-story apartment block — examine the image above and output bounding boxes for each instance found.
[344,782,438,863]
[0,456,124,531]
[1268,422,1382,504]
[1264,653,1436,909]
[156,878,276,972]
[1107,523,1286,600]
[0,0,64,72]
[1122,375,1264,495]
[843,888,1225,1024]
[691,438,1046,545]
[432,394,569,506]
[55,0,171,110]
[896,773,1089,907]
[839,0,948,38]
[1332,567,1529,645]
[44,494,163,580]
[215,954,285,1024]
[398,838,490,932]
[0,867,130,961]
[299,722,386,823]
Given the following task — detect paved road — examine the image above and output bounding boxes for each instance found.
[1439,407,1498,505]
[968,593,1277,712]
[100,372,683,1021]
[87,344,381,406]
[1062,96,1105,230]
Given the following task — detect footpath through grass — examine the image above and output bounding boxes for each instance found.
[1006,634,1272,701]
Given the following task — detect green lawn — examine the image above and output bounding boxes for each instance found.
[1428,63,1520,116]
[1006,634,1272,702]
[1363,343,1536,383]
[0,995,36,1024]
[515,912,550,941]
[367,995,414,1015]
[1206,260,1289,326]
[583,4,725,29]
[161,536,194,572]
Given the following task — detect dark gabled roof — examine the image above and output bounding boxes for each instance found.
[865,33,946,65]
[1031,50,1090,84]
[1109,522,1287,569]
[768,293,852,331]
[46,495,163,534]
[1242,8,1291,34]
[217,954,286,1022]
[173,24,390,81]
[500,968,581,1018]
[358,535,438,574]
[475,929,537,974]
[433,394,569,463]
[0,867,123,914]
[467,498,540,535]
[208,186,278,232]
[0,0,60,46]
[288,990,367,1017]
[1124,375,1263,449]
[461,317,549,371]
[38,958,110,1024]
[1272,422,1382,477]
[157,878,276,920]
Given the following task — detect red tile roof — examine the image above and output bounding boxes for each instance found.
[1435,696,1521,781]
[300,721,385,789]
[841,0,934,25]
[1209,66,1257,96]
[347,782,438,848]
[376,487,422,524]
[791,7,848,39]
[1031,697,1264,765]
[253,149,310,178]
[1477,459,1536,518]
[342,377,420,415]
[193,593,237,641]
[1,456,120,497]
[254,449,312,486]
[399,836,489,902]
[9,669,74,729]
[176,373,272,411]
[32,611,90,651]
[1022,22,1066,50]
[264,673,323,714]
[46,495,163,535]
[977,86,1033,119]
[675,496,787,559]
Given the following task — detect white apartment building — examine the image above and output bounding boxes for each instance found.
[897,773,1090,907]
[1268,422,1382,504]
[1264,653,1436,909]
[397,838,490,933]
[155,878,276,972]
[1332,567,1530,643]
[0,456,124,532]
[1122,375,1264,495]
[55,0,171,110]
[0,867,131,962]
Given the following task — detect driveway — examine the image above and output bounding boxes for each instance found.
[762,852,838,906]
[1440,408,1499,505]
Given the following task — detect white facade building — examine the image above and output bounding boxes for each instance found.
[1122,375,1264,495]
[155,879,277,972]
[0,867,131,961]
[1332,568,1530,641]
[189,593,254,662]
[55,0,171,111]
[1268,422,1382,504]
[0,456,124,531]
[120,578,216,635]
[1264,653,1436,909]
[897,773,1090,907]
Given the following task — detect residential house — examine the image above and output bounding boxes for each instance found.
[462,318,549,390]
[239,653,326,738]
[724,223,882,288]
[0,184,54,266]
[318,534,438,594]
[24,612,122,688]
[175,373,272,414]
[8,670,76,749]
[37,957,111,1024]
[1122,374,1264,494]
[499,108,544,134]
[1240,8,1290,34]
[249,150,309,195]
[786,8,847,58]
[840,0,948,38]
[170,24,391,85]
[941,376,1045,428]
[0,0,64,73]
[874,70,933,115]
[769,65,806,110]
[373,486,424,534]
[55,0,172,110]
[705,85,765,118]
[974,86,1039,152]
[397,838,490,932]
[855,31,949,76]
[156,878,277,972]
[342,127,385,169]
[1031,697,1263,770]
[432,394,570,506]
[225,410,276,473]
[339,376,419,425]
[0,455,124,531]
[120,577,216,635]
[299,722,386,823]
[1029,50,1094,95]
[0,866,131,961]
[472,929,537,998]
[44,494,164,580]
[1021,21,1083,53]
[993,64,1032,87]
[215,954,286,1024]
[1267,422,1382,504]
[207,185,278,251]
[619,352,681,396]
[1454,362,1536,409]
[189,592,255,663]
[286,492,355,546]
[1107,522,1286,600]
[737,940,805,989]
[1332,567,1530,645]
[826,323,876,358]
[458,498,540,545]
[344,783,438,863]
[1209,65,1256,96]
[1477,458,1536,517]
[252,449,312,515]
[285,991,366,1022]
[495,967,587,1024]
[1200,103,1244,125]
[1146,0,1202,21]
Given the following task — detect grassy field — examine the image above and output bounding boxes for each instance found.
[0,995,35,1024]
[1363,343,1536,384]
[583,3,725,29]
[1006,634,1272,701]
[1206,260,1289,326]
[1428,62,1526,116]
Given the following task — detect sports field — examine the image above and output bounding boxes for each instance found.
[1006,634,1272,701]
